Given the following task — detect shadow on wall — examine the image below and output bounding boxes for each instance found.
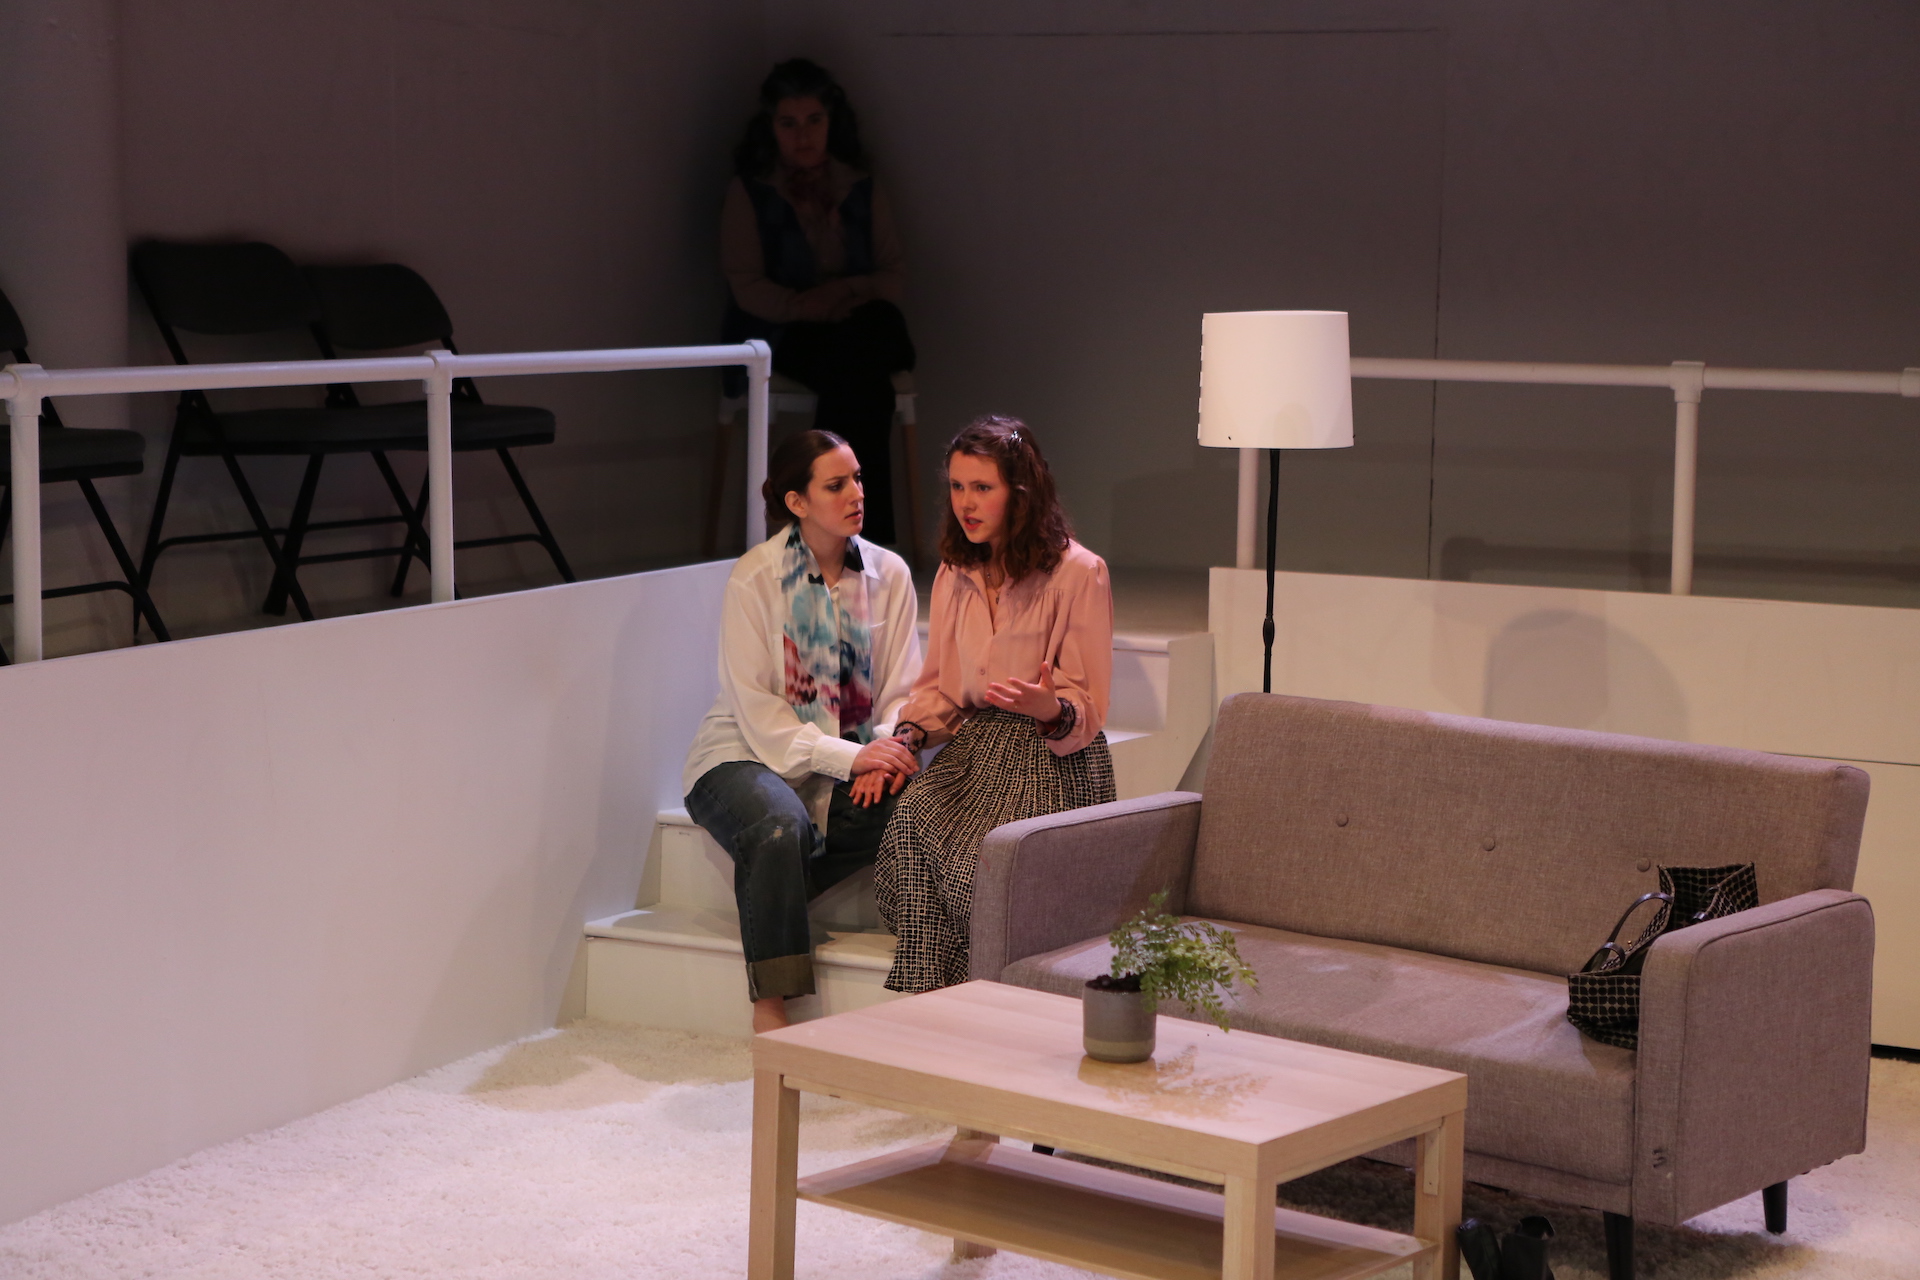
[1481,609,1688,742]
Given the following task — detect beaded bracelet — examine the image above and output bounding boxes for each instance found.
[1039,698,1078,742]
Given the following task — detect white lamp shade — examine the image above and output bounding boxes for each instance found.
[1197,310,1354,449]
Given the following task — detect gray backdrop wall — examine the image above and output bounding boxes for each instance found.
[2,0,1917,661]
[771,0,1920,603]
[2,0,765,657]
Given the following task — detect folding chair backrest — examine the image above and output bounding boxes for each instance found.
[131,241,319,345]
[0,281,66,428]
[305,264,454,351]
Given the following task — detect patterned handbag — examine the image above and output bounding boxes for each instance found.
[1567,863,1759,1049]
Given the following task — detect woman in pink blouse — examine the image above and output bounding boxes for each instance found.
[878,415,1116,992]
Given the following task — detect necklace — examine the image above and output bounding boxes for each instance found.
[982,563,1006,625]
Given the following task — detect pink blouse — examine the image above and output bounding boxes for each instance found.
[898,540,1112,757]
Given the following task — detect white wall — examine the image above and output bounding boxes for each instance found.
[1209,566,1920,1049]
[0,558,729,1225]
[766,1,1920,602]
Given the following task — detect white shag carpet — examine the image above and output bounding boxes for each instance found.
[2,1021,1916,1280]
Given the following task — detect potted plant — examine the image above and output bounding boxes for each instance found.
[1083,892,1259,1063]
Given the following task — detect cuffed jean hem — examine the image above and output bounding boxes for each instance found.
[748,953,817,1002]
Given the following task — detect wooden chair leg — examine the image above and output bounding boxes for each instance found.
[703,420,732,558]
[1604,1211,1634,1280]
[1764,1180,1787,1234]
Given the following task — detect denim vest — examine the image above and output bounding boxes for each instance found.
[723,174,876,350]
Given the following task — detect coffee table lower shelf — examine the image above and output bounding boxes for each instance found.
[797,1138,1431,1280]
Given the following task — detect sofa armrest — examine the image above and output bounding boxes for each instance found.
[1634,888,1874,1225]
[968,791,1202,982]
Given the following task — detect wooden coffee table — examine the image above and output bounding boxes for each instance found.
[750,981,1465,1280]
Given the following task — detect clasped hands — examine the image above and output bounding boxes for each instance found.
[848,732,920,807]
[792,278,863,323]
[846,663,1067,808]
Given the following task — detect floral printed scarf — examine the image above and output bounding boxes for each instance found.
[779,524,876,744]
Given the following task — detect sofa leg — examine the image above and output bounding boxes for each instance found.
[1763,1180,1788,1234]
[1603,1211,1634,1280]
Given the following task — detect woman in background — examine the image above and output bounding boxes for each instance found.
[878,416,1116,993]
[682,430,921,1032]
[722,58,915,546]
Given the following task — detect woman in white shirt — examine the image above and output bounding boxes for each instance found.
[682,430,922,1032]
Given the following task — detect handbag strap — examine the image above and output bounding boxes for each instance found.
[1581,891,1673,974]
[1660,863,1761,930]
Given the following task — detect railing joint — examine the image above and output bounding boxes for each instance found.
[1669,360,1706,404]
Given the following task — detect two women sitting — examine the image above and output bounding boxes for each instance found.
[681,418,1116,1031]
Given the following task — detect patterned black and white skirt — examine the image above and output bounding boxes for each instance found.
[876,707,1115,993]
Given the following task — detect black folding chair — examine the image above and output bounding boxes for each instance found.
[304,263,573,596]
[130,241,432,622]
[0,282,169,662]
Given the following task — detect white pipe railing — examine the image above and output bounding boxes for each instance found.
[1235,357,1920,594]
[0,340,771,662]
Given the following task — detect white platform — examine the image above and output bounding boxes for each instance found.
[583,625,1215,1035]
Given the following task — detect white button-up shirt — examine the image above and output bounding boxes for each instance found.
[682,530,922,831]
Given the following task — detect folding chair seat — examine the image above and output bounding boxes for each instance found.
[130,240,432,622]
[0,282,169,660]
[303,263,572,596]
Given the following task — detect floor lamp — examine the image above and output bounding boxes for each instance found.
[1197,311,1354,693]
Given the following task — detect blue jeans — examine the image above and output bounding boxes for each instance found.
[684,760,897,1001]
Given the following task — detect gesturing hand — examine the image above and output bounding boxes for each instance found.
[984,660,1064,723]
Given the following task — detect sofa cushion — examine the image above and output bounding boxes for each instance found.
[1189,694,1869,977]
[1002,918,1639,1185]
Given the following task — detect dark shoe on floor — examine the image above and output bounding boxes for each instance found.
[1457,1218,1502,1280]
[1497,1215,1556,1280]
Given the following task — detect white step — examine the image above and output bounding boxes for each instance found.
[583,628,1213,1035]
[639,806,881,923]
[583,904,899,1035]
[1104,632,1214,799]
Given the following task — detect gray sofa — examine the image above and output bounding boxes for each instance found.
[971,692,1874,1280]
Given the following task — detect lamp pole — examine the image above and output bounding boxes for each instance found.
[1263,448,1279,693]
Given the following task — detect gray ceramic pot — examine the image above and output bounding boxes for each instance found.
[1082,981,1155,1063]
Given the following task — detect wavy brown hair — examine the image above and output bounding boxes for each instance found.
[733,58,869,179]
[938,415,1072,582]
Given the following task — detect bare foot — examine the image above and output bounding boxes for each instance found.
[752,996,790,1034]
